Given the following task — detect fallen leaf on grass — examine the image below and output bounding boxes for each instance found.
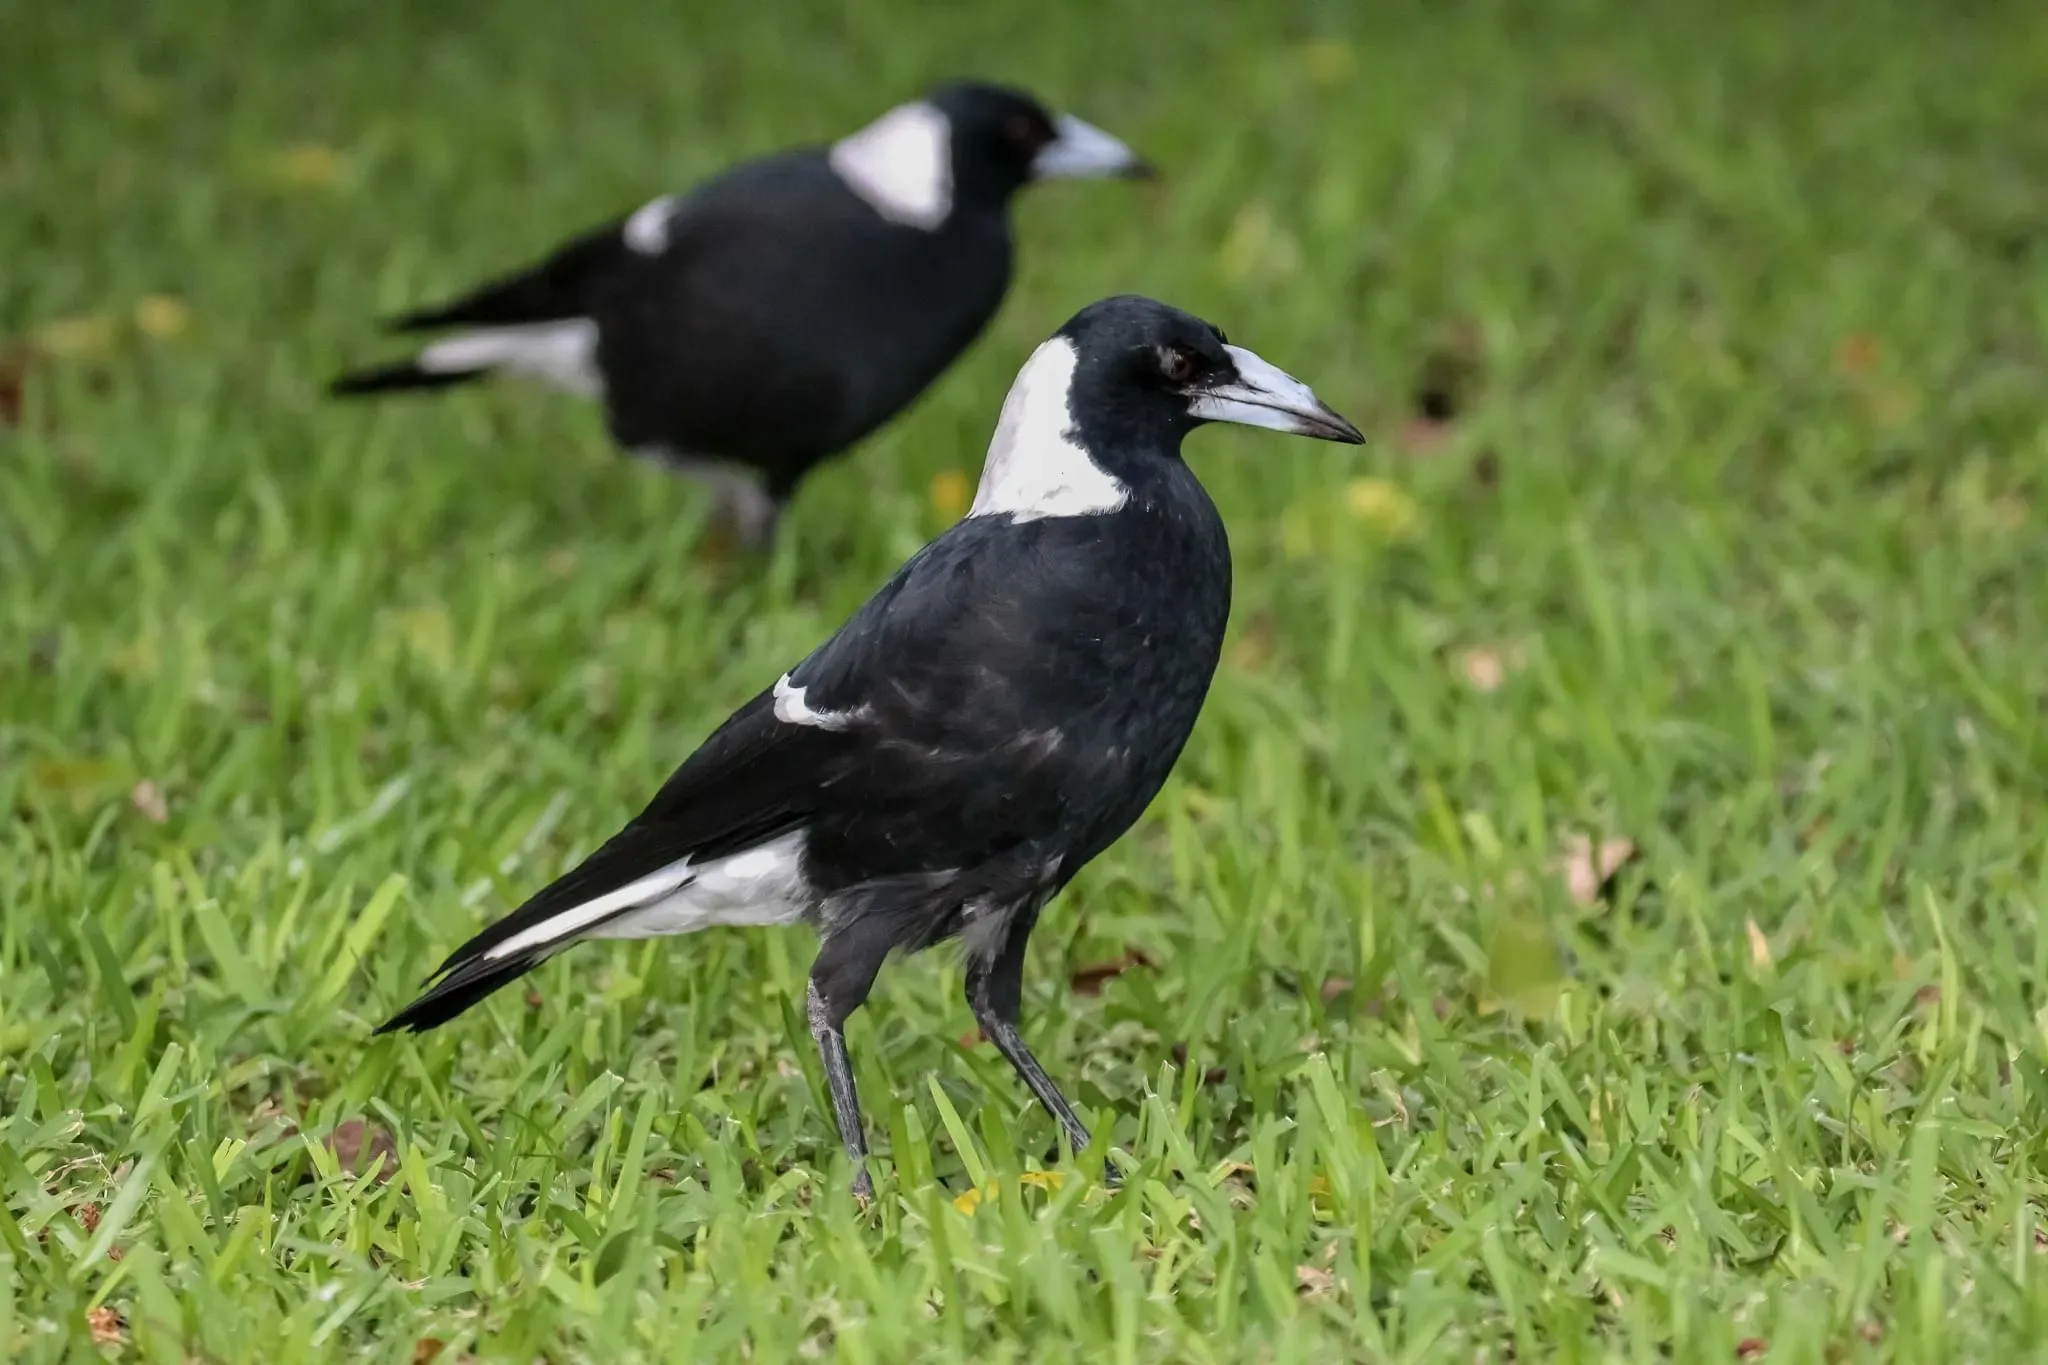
[1457,645,1526,693]
[325,1117,398,1182]
[412,1340,448,1365]
[1559,834,1638,906]
[133,294,191,339]
[1484,911,1563,1017]
[32,314,117,361]
[1399,417,1454,454]
[1318,976,1353,1003]
[928,468,971,520]
[88,1306,127,1346]
[951,1169,1064,1214]
[1296,38,1356,87]
[1834,333,1877,375]
[1295,1264,1336,1296]
[129,779,168,824]
[1735,1339,1767,1360]
[1343,478,1420,541]
[1745,917,1772,969]
[1070,948,1153,997]
[266,144,352,189]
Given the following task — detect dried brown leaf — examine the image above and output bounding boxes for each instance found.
[1070,948,1153,997]
[1294,1264,1336,1296]
[88,1306,127,1346]
[1560,835,1638,906]
[325,1117,398,1182]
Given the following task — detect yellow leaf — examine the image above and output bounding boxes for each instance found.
[1745,916,1772,969]
[33,314,117,360]
[950,1169,1065,1213]
[1484,911,1562,1017]
[1297,38,1357,88]
[928,468,972,520]
[1344,478,1420,541]
[134,294,190,339]
[268,144,350,189]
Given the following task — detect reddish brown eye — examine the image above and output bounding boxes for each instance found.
[1160,346,1197,383]
[1005,113,1043,146]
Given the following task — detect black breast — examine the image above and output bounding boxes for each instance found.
[800,468,1232,896]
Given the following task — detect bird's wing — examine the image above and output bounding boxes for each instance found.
[385,217,645,332]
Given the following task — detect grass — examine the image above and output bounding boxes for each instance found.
[5,0,2048,1358]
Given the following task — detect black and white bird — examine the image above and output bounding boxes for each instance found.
[377,295,1363,1198]
[328,80,1153,548]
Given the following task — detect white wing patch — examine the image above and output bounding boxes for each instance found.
[772,673,864,730]
[623,195,680,254]
[828,100,953,231]
[967,335,1128,523]
[484,829,809,959]
[418,319,603,397]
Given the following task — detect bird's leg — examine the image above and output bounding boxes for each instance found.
[806,938,891,1202]
[631,447,782,552]
[964,932,1105,1181]
[805,978,873,1202]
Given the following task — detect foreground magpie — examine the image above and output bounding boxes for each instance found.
[377,295,1363,1197]
[328,80,1152,547]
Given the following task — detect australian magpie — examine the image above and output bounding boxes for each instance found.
[328,80,1152,548]
[376,295,1364,1198]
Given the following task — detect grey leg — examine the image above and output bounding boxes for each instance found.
[805,978,874,1202]
[631,448,781,551]
[965,943,1104,1178]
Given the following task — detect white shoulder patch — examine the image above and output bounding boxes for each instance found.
[622,194,680,254]
[968,336,1128,523]
[772,673,864,730]
[828,101,953,231]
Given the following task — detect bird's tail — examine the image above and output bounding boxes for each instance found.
[374,945,551,1034]
[328,359,485,398]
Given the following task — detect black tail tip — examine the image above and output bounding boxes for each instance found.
[327,362,476,398]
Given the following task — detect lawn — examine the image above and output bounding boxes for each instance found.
[5,0,2048,1359]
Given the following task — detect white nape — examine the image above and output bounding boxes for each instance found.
[967,335,1128,523]
[418,319,603,397]
[623,195,681,254]
[484,829,810,960]
[772,673,863,730]
[828,101,953,231]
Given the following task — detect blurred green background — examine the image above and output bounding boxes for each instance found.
[5,0,2048,1360]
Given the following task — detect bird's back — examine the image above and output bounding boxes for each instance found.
[592,151,1015,481]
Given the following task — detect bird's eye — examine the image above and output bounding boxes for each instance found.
[1004,113,1048,147]
[1159,345,1200,384]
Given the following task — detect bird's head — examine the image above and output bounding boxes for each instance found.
[966,296,1363,524]
[929,81,1154,198]
[1058,295,1365,451]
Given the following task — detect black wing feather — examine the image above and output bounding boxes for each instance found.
[386,220,637,332]
[376,688,855,1033]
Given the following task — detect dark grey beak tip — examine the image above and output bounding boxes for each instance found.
[1318,409,1367,445]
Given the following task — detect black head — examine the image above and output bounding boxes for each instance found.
[1055,295,1365,459]
[925,80,1154,203]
